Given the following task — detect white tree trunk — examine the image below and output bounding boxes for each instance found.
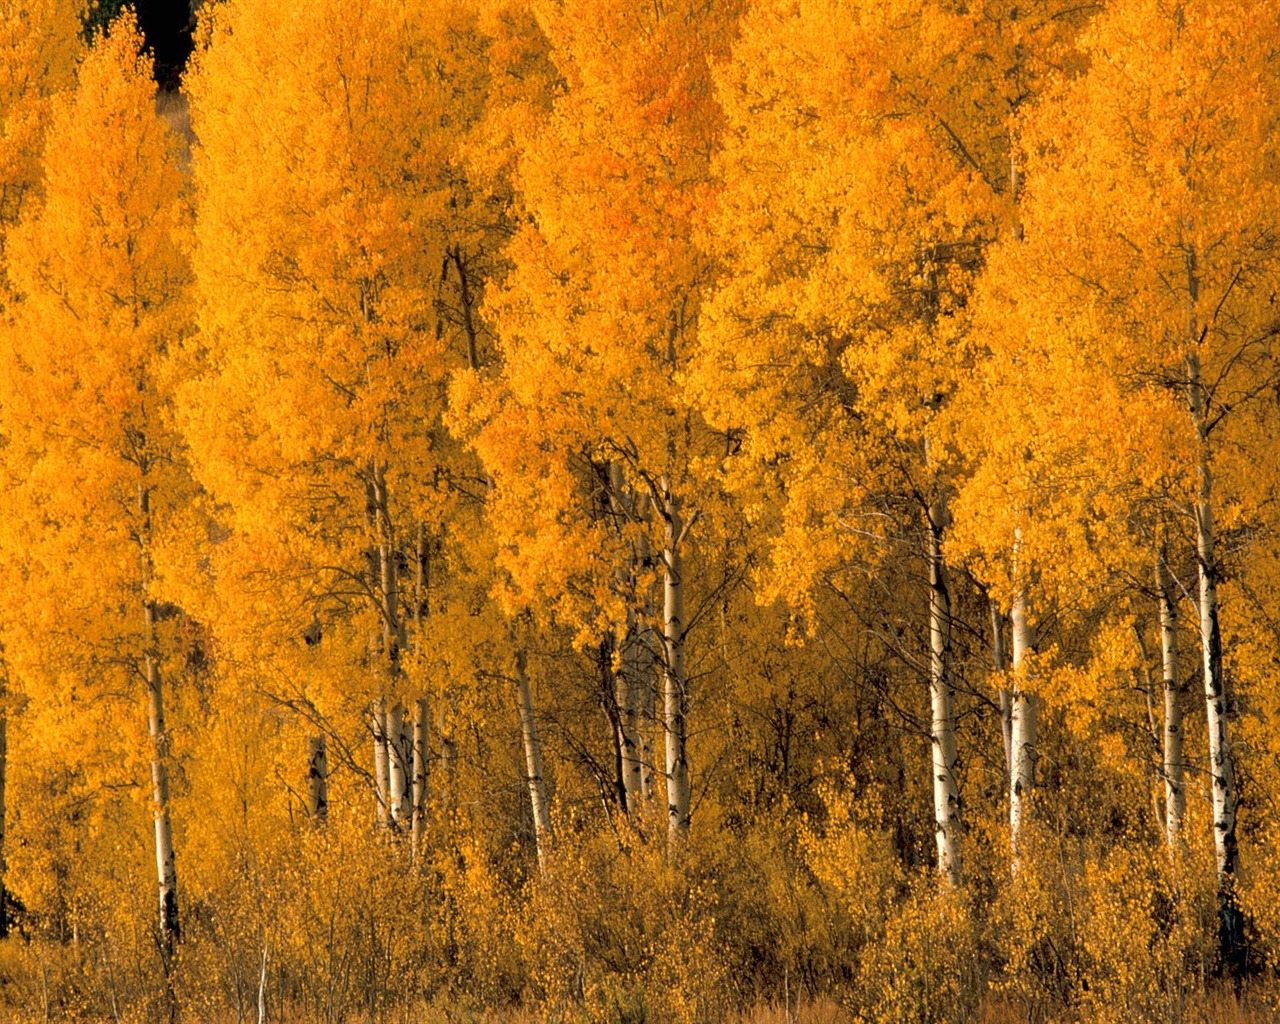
[307,734,328,823]
[388,703,411,827]
[139,479,179,957]
[1008,543,1038,869]
[1156,546,1185,848]
[411,697,428,863]
[515,650,551,868]
[372,698,390,827]
[660,478,691,846]
[146,631,180,955]
[1187,348,1238,880]
[927,497,961,887]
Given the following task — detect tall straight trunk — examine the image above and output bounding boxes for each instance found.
[146,608,180,956]
[1156,545,1186,847]
[387,703,411,827]
[1186,257,1243,972]
[990,599,1013,789]
[411,697,428,863]
[1008,542,1037,869]
[660,478,691,846]
[307,735,328,823]
[514,650,551,868]
[372,698,390,826]
[608,463,645,816]
[139,482,179,956]
[1185,254,1238,884]
[1187,351,1238,880]
[926,496,961,887]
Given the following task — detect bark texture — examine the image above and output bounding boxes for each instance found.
[515,650,552,868]
[926,496,961,886]
[307,734,328,823]
[659,478,691,846]
[1009,550,1037,869]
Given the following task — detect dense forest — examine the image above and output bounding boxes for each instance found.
[1,1,1279,1021]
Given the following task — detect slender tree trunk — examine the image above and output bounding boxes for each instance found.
[926,496,961,887]
[1156,544,1186,848]
[411,697,428,863]
[307,735,328,823]
[660,478,691,847]
[139,481,179,958]
[1186,252,1243,971]
[146,612,180,956]
[1185,255,1238,886]
[372,698,390,827]
[1187,354,1238,879]
[1009,539,1037,870]
[990,599,1013,789]
[514,650,551,868]
[388,703,411,827]
[608,463,644,816]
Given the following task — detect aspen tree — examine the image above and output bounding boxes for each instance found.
[454,0,742,848]
[695,0,1090,886]
[0,13,193,954]
[1049,0,1271,885]
[0,0,81,939]
[184,0,500,830]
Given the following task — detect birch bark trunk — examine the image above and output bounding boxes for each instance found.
[660,478,691,847]
[1156,545,1185,848]
[1188,351,1238,879]
[146,607,180,955]
[307,735,328,823]
[372,698,390,827]
[926,496,961,887]
[515,650,551,868]
[1008,539,1037,870]
[1185,253,1238,884]
[139,481,179,957]
[388,703,411,827]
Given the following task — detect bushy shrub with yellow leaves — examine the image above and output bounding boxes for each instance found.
[1076,846,1216,1024]
[519,805,732,1024]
